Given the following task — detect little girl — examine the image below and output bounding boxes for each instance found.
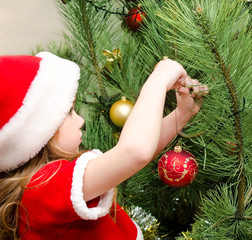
[0,52,208,239]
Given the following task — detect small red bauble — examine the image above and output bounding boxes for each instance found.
[126,7,146,32]
[158,146,198,188]
[226,141,237,151]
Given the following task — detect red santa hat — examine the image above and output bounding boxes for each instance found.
[0,52,80,172]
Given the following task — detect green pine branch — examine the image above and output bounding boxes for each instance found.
[193,2,246,218]
[135,0,251,238]
[78,0,107,101]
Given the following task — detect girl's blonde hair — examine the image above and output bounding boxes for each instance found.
[0,138,84,240]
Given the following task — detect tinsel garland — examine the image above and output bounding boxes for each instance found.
[124,205,161,240]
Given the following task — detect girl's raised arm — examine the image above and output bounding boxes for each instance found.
[82,59,188,201]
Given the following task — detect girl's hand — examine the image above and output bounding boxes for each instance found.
[150,58,188,91]
[176,77,209,117]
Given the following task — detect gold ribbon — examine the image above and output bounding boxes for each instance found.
[102,49,122,73]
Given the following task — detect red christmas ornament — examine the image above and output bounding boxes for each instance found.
[126,7,146,32]
[158,146,198,188]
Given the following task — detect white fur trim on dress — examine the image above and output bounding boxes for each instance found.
[71,149,114,220]
[132,220,144,240]
[0,52,80,172]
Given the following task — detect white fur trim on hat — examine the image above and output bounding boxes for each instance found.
[0,52,80,171]
[71,149,114,220]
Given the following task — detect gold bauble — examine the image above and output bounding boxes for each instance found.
[109,96,134,128]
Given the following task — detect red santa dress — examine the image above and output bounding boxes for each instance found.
[18,149,143,240]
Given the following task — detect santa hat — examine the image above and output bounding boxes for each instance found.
[0,52,80,172]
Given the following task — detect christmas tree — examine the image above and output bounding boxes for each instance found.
[35,0,251,239]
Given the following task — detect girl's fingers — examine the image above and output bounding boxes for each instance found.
[191,79,201,97]
[180,77,208,97]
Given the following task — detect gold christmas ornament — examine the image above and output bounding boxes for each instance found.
[109,96,134,128]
